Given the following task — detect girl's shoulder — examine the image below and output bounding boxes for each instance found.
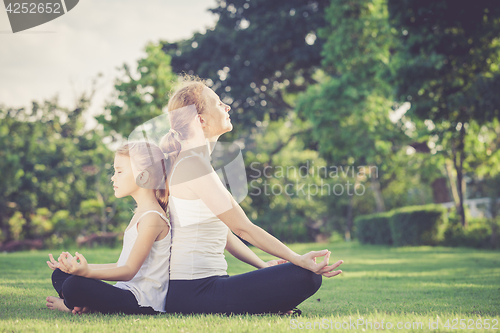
[133,209,169,227]
[126,209,169,232]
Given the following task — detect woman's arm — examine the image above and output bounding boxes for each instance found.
[219,200,337,273]
[225,230,267,269]
[183,168,342,277]
[58,214,167,281]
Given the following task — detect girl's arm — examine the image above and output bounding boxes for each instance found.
[58,214,167,281]
[50,253,117,270]
[225,230,267,269]
[182,165,342,277]
[88,263,117,270]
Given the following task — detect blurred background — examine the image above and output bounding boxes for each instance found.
[1,0,499,251]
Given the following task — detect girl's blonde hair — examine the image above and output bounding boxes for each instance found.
[116,142,168,212]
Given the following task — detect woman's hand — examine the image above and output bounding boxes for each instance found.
[46,254,60,270]
[297,250,343,277]
[265,259,288,267]
[58,252,90,277]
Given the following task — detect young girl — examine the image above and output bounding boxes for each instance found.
[45,142,171,315]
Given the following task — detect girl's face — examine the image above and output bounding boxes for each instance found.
[201,87,232,137]
[111,154,139,198]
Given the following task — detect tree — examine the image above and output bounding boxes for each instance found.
[162,0,331,134]
[388,0,500,226]
[295,0,409,237]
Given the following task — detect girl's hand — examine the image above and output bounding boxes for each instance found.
[58,252,90,277]
[297,250,343,277]
[46,254,60,270]
[57,252,73,274]
[265,259,288,267]
[57,252,73,273]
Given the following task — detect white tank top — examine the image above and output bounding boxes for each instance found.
[168,153,229,280]
[114,210,171,312]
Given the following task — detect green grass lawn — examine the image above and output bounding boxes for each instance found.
[0,242,499,332]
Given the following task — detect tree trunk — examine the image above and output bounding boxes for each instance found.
[452,128,467,227]
[490,193,498,248]
[445,159,460,206]
[0,216,12,244]
[23,212,34,240]
[345,195,353,242]
[431,177,451,203]
[96,190,106,233]
[370,168,385,212]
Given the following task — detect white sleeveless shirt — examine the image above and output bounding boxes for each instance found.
[168,154,229,280]
[114,210,171,312]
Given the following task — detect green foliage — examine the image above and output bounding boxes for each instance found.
[388,0,500,124]
[97,42,176,137]
[357,205,500,249]
[30,208,53,236]
[295,0,423,234]
[354,211,393,245]
[464,119,500,178]
[389,204,447,246]
[380,149,441,209]
[241,114,348,242]
[297,0,405,166]
[442,215,500,249]
[0,94,125,248]
[7,212,26,241]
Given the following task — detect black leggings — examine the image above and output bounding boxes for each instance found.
[165,263,322,315]
[51,269,157,315]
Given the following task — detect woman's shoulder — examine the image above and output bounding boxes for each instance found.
[170,153,214,186]
[176,151,210,165]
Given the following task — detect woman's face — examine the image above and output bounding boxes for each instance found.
[202,87,232,137]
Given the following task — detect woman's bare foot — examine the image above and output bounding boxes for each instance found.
[278,308,301,316]
[46,296,71,312]
[72,306,92,315]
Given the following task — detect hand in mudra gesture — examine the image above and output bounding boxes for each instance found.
[57,252,90,277]
[298,250,343,277]
[46,253,60,271]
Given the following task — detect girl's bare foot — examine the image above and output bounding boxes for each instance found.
[46,296,70,312]
[72,306,92,315]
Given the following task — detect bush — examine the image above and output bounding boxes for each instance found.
[389,204,447,247]
[442,215,500,249]
[354,212,393,245]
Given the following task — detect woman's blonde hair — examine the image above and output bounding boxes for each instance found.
[160,75,209,173]
[116,142,168,212]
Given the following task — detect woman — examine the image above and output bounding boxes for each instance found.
[160,77,343,315]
